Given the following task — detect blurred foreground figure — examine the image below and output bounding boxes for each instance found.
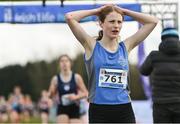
[140,27,180,123]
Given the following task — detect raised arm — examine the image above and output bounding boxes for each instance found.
[65,5,109,58]
[65,10,96,56]
[115,6,159,53]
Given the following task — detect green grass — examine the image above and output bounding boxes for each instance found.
[21,117,42,123]
[2,116,42,123]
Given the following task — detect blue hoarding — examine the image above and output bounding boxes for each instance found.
[0,3,141,23]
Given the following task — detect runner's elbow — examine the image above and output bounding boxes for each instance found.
[65,13,73,22]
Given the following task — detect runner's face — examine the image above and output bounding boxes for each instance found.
[100,11,123,39]
[59,56,71,72]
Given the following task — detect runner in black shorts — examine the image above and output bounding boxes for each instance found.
[57,103,80,119]
[48,55,88,123]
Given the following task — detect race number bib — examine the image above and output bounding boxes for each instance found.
[99,68,128,89]
[61,94,75,106]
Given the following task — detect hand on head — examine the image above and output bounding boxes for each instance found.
[96,4,114,15]
[96,4,124,16]
[114,5,125,15]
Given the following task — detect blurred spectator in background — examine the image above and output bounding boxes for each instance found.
[22,94,34,122]
[38,90,52,124]
[140,27,180,123]
[8,86,24,123]
[0,96,8,122]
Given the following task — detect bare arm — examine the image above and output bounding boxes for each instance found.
[115,6,159,53]
[48,76,58,98]
[65,5,109,58]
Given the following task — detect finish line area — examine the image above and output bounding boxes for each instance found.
[1,0,177,124]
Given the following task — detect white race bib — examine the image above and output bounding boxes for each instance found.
[99,68,128,89]
[61,94,75,106]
